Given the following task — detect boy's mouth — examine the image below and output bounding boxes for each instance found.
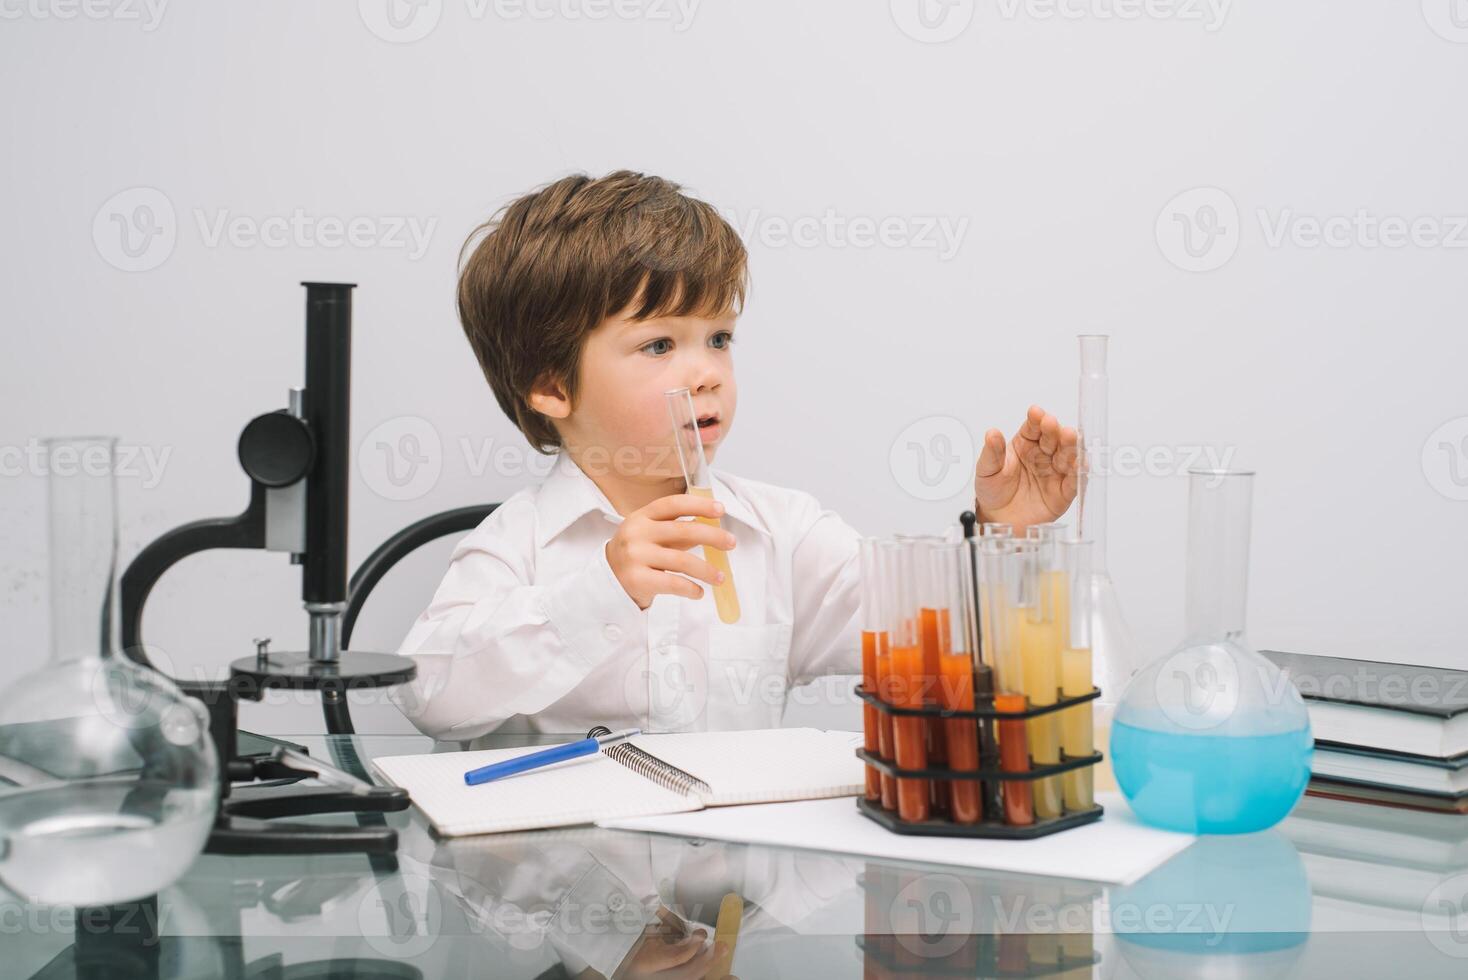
[684,412,722,444]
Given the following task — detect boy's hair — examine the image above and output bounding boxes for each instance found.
[457,170,748,454]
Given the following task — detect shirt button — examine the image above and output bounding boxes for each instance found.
[603,624,623,642]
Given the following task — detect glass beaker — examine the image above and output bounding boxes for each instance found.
[1076,335,1139,707]
[1111,469,1312,834]
[0,437,218,905]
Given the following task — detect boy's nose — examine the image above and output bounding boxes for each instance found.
[689,358,723,393]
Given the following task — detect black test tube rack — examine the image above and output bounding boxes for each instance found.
[853,685,1105,840]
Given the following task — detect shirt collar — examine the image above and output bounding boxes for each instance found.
[533,453,769,549]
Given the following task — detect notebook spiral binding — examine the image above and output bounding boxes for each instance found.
[588,726,712,798]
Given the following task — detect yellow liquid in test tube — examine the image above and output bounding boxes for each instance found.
[1061,645,1094,810]
[1045,569,1070,646]
[690,485,740,624]
[707,891,742,979]
[1016,610,1062,818]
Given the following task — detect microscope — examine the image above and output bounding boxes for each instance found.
[120,283,418,855]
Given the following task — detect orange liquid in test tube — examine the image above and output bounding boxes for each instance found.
[918,607,950,817]
[889,641,930,822]
[939,651,982,823]
[995,692,1034,825]
[861,629,883,803]
[874,646,899,809]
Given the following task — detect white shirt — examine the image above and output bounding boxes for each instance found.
[390,452,863,740]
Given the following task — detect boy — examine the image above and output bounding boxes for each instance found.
[391,171,1078,742]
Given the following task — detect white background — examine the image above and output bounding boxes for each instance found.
[3,0,1467,735]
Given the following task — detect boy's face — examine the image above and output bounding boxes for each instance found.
[543,307,738,484]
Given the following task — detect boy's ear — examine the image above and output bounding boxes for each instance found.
[527,373,572,420]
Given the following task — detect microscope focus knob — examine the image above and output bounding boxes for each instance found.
[238,411,315,488]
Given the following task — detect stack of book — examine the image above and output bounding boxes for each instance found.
[1264,651,1468,814]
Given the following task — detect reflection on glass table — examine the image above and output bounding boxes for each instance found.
[8,733,1468,979]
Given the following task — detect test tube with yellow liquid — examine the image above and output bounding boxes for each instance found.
[1026,524,1071,649]
[1015,540,1063,819]
[666,387,740,624]
[1060,538,1095,811]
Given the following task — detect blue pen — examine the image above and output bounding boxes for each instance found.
[463,727,642,786]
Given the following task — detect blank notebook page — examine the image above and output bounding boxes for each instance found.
[371,746,700,837]
[627,728,867,806]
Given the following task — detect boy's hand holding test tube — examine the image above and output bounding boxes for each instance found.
[589,385,743,620]
[605,491,735,611]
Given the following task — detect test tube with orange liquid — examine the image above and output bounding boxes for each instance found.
[888,539,930,822]
[932,541,983,824]
[858,538,898,807]
[665,387,739,624]
[904,536,951,818]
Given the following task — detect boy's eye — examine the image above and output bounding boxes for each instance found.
[641,338,673,356]
[710,331,734,350]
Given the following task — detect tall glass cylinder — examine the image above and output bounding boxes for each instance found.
[1111,469,1312,834]
[1076,334,1138,707]
[1183,471,1253,644]
[0,438,219,905]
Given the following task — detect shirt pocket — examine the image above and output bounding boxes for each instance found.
[704,621,793,730]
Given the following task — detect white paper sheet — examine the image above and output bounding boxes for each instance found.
[597,792,1194,885]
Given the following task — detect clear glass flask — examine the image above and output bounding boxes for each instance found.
[1111,469,1312,834]
[0,437,218,905]
[1076,334,1139,707]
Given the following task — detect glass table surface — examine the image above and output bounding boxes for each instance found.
[7,732,1468,979]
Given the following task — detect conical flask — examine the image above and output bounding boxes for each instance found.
[0,437,218,905]
[1075,334,1139,707]
[1111,469,1312,834]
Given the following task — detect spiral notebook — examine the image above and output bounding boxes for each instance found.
[369,728,867,837]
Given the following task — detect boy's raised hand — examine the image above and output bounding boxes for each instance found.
[974,405,1080,532]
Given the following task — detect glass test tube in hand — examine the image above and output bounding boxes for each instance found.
[665,387,740,623]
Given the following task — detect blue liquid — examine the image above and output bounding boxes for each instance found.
[1111,721,1312,834]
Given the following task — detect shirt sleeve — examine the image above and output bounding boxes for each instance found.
[785,495,863,687]
[389,512,646,741]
